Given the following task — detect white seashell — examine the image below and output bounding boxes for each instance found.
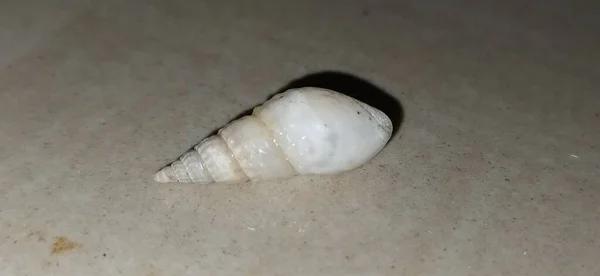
[153,87,393,184]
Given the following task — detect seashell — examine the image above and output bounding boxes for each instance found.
[153,87,393,184]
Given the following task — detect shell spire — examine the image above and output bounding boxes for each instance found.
[153,87,393,185]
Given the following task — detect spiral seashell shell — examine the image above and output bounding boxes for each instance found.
[153,87,393,184]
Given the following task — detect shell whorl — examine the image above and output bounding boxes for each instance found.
[153,114,296,184]
[153,87,393,184]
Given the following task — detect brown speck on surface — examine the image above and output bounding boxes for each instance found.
[51,236,82,255]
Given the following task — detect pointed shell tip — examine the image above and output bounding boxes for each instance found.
[153,169,170,183]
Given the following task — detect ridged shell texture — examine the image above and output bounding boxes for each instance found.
[154,87,393,184]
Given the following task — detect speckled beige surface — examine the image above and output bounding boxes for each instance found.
[0,0,599,275]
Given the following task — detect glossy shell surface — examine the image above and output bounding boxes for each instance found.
[154,87,393,184]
